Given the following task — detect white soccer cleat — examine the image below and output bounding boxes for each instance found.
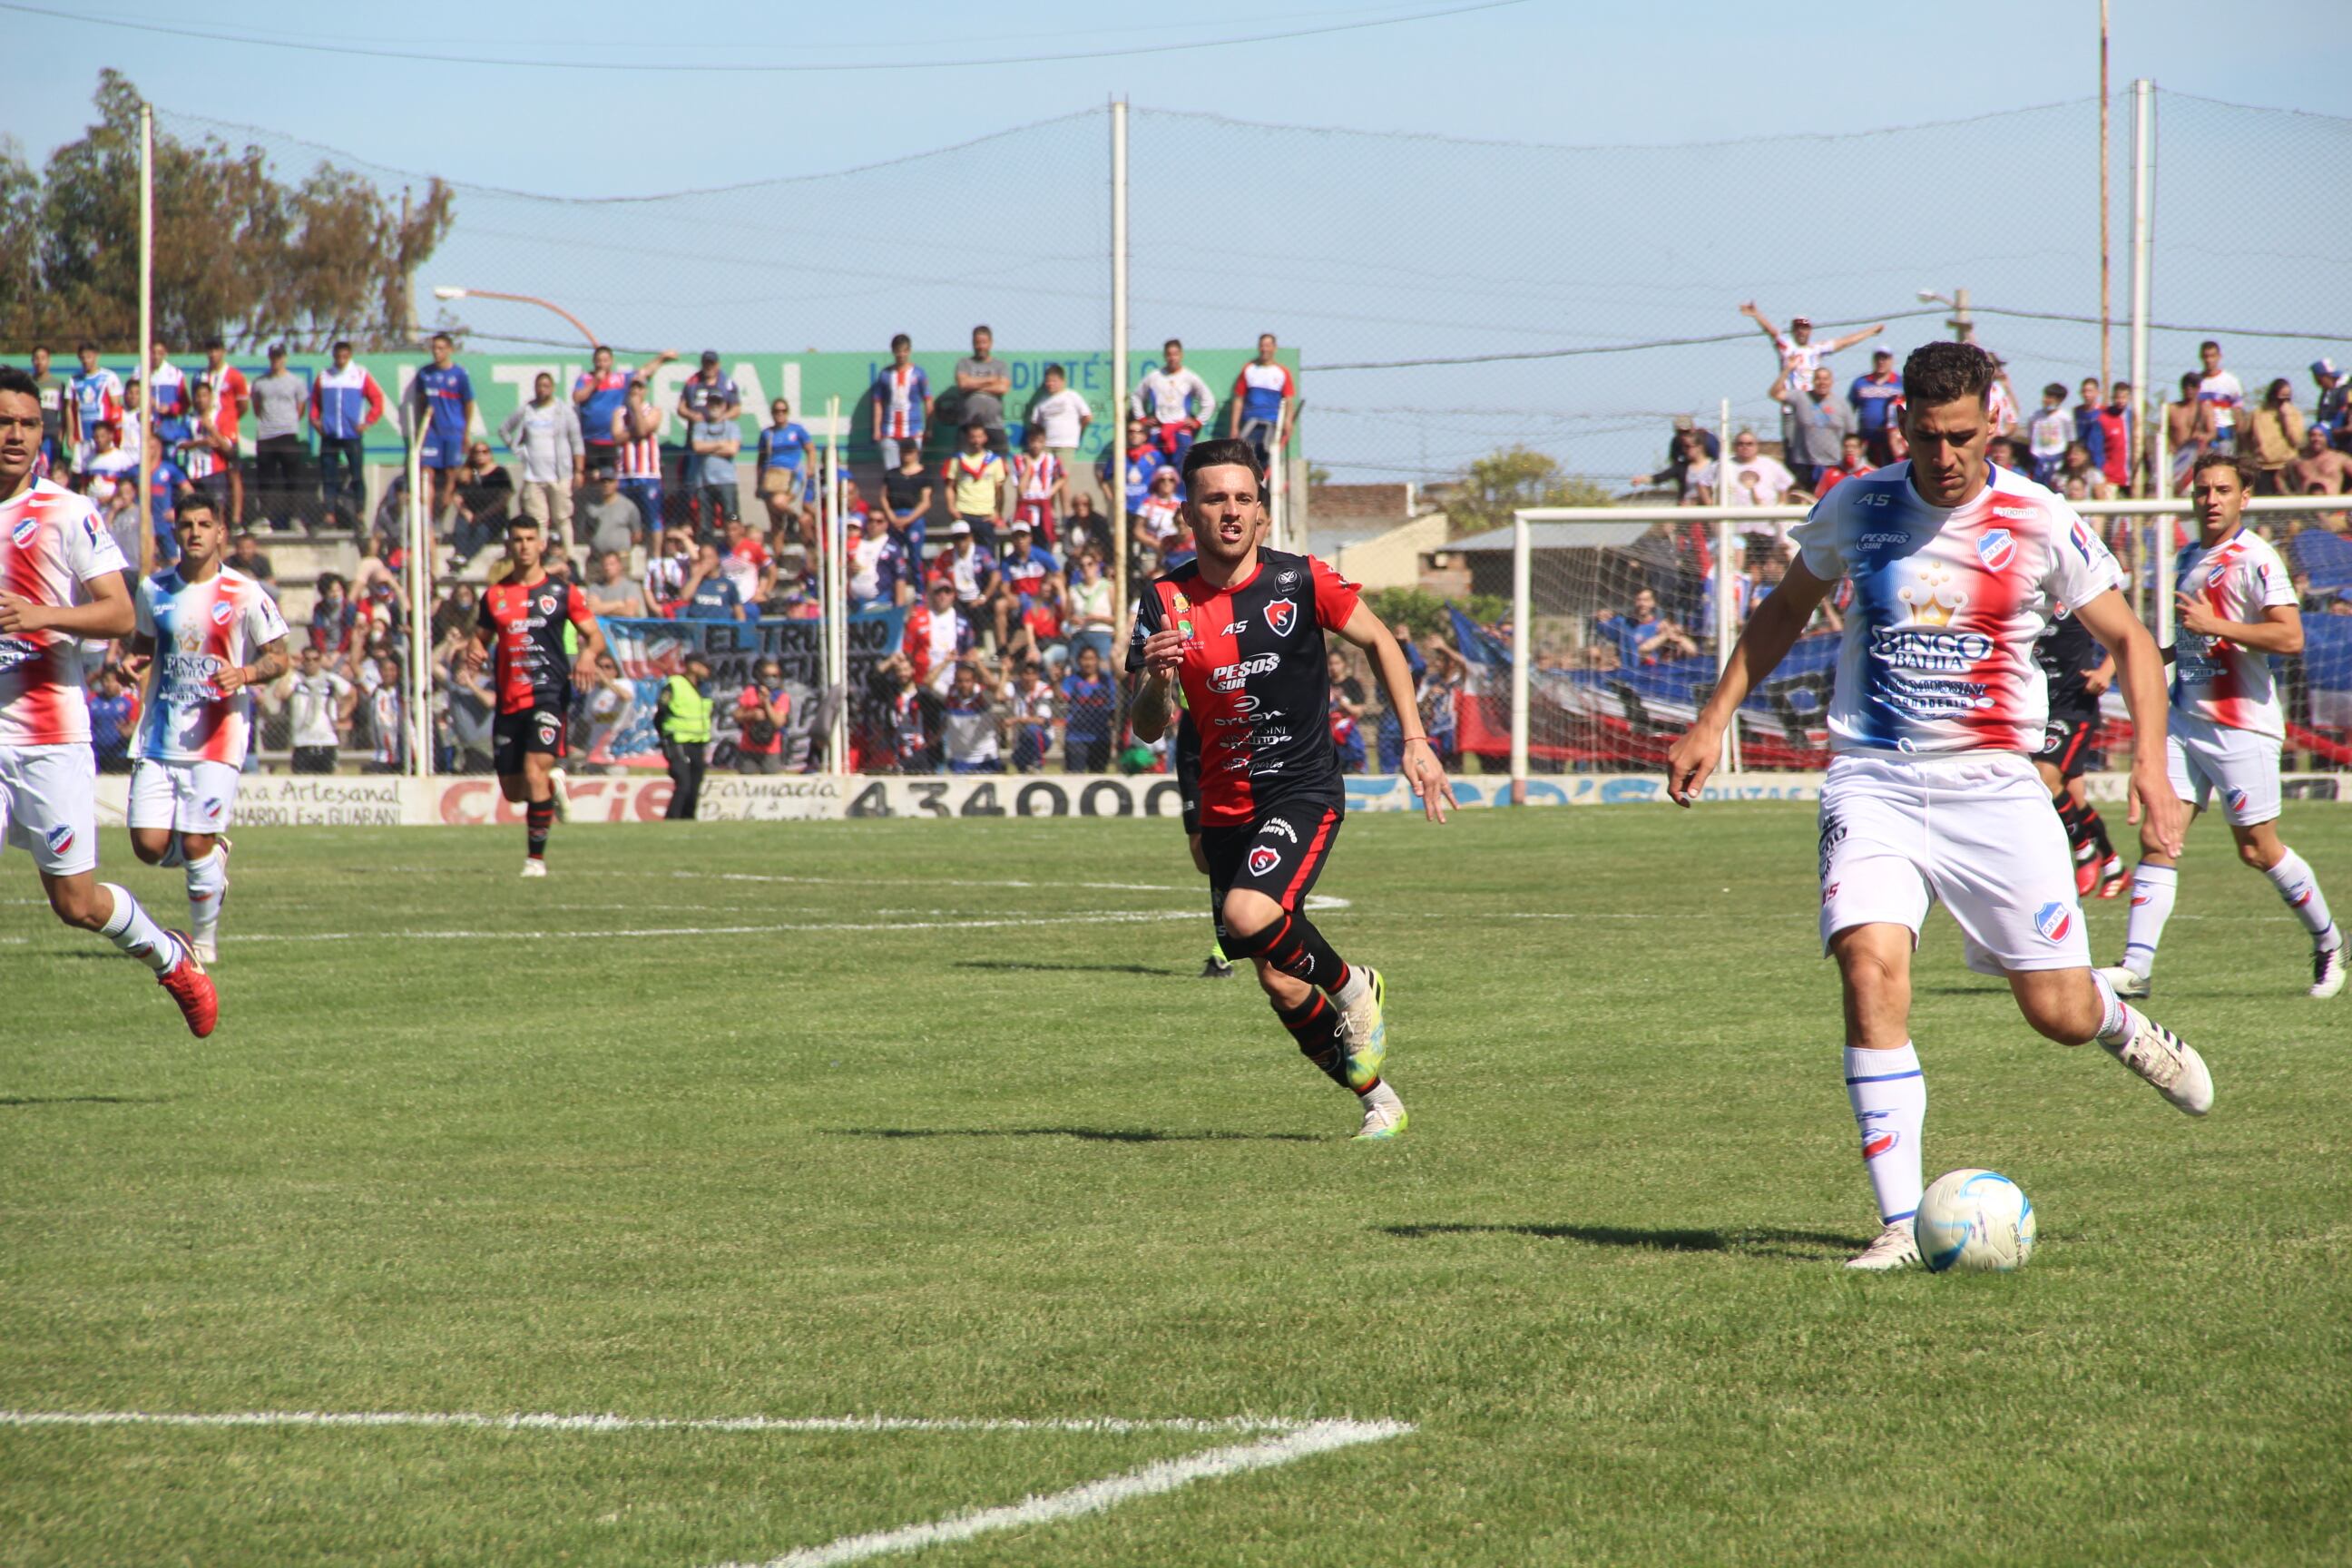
[2312,932,2346,1000]
[548,768,571,822]
[2095,964,2150,1000]
[191,938,218,965]
[521,858,548,878]
[1352,1081,1408,1142]
[2104,1014,2213,1116]
[1845,1220,1920,1271]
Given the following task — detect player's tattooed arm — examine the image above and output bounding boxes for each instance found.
[1128,644,1182,741]
[217,635,289,697]
[1665,555,1836,806]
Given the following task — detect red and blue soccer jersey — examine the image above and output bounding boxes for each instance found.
[133,565,289,764]
[70,368,123,437]
[413,364,475,464]
[477,574,595,716]
[1128,549,1360,826]
[1001,543,1057,604]
[0,480,129,748]
[2171,528,2295,739]
[573,368,632,446]
[1791,463,2122,756]
[1231,362,1294,426]
[872,364,930,440]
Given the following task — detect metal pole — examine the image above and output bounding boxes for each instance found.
[137,103,153,578]
[1509,510,1530,806]
[825,396,848,776]
[1110,97,1129,640]
[406,416,428,777]
[1715,397,1739,776]
[1950,287,1972,345]
[2129,78,2155,501]
[2099,0,2112,393]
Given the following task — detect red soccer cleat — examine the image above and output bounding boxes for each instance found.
[2073,853,2100,897]
[2097,857,2129,900]
[156,931,219,1038]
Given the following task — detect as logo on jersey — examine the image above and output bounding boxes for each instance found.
[1263,598,1298,637]
[1977,529,2015,573]
[1247,845,1282,877]
[10,518,36,548]
[210,598,235,626]
[2034,900,2073,944]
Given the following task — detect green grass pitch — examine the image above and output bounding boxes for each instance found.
[3,804,2347,1566]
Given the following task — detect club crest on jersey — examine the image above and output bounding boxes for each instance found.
[1264,597,1298,637]
[210,599,235,626]
[537,713,561,742]
[1247,845,1282,877]
[1977,529,2015,573]
[44,823,74,856]
[2226,787,2249,812]
[2034,900,2073,944]
[10,518,36,548]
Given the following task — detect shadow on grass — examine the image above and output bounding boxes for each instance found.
[954,961,1171,977]
[0,1094,168,1108]
[1377,1222,1857,1259]
[835,1126,1323,1145]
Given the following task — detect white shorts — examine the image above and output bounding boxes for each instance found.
[0,743,100,877]
[2167,709,2281,828]
[1818,750,2092,976]
[127,757,242,836]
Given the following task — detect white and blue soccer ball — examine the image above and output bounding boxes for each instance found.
[1916,1169,2036,1273]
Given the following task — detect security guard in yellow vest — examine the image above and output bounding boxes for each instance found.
[655,653,714,820]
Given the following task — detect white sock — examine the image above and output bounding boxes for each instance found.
[2089,968,2140,1046]
[1331,966,1369,1008]
[185,849,226,941]
[2121,864,2178,976]
[97,884,179,973]
[1845,1044,1926,1226]
[2263,848,2337,944]
[1359,1080,1402,1113]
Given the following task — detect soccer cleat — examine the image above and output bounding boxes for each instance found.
[1199,956,1235,980]
[1352,1083,1408,1142]
[191,938,218,966]
[2073,853,2100,897]
[2313,933,2346,1000]
[156,932,218,1038]
[521,858,548,878]
[1336,966,1387,1092]
[2097,858,2129,900]
[549,769,571,822]
[2103,1014,2213,1116]
[2095,963,2150,999]
[1845,1220,1920,1271]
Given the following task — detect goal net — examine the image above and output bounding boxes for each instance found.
[1480,498,2352,781]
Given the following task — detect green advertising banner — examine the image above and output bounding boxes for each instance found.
[75,346,1296,466]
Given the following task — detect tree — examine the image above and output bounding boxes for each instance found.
[2,72,453,351]
[1440,446,1615,540]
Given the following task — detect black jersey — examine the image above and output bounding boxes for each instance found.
[2034,603,2102,721]
[1129,548,1360,827]
[478,575,593,717]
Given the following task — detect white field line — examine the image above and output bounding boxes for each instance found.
[0,1409,1309,1436]
[727,1418,1415,1568]
[221,911,1205,945]
[0,1408,1416,1568]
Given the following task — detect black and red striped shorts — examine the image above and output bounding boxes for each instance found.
[1200,799,1344,921]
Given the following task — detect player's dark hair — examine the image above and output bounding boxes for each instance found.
[0,366,38,401]
[890,333,911,350]
[2190,450,2248,486]
[1044,362,1064,377]
[593,343,612,358]
[505,514,541,533]
[972,323,992,338]
[1163,338,1183,352]
[2043,382,2068,401]
[76,340,97,354]
[1900,341,1996,412]
[2200,339,2220,353]
[431,332,453,348]
[331,339,352,354]
[201,337,224,351]
[1180,436,1265,489]
[177,492,220,524]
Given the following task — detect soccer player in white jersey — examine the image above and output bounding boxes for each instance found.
[122,491,290,965]
[1665,342,2214,1271]
[0,367,218,1035]
[2098,453,2344,1000]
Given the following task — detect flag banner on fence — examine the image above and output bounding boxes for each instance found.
[595,609,907,769]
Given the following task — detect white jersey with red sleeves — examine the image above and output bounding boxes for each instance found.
[133,565,289,764]
[0,478,129,748]
[1792,463,2122,756]
[2171,527,2294,738]
[1231,362,1295,426]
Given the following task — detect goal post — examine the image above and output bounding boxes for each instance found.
[1505,495,2352,799]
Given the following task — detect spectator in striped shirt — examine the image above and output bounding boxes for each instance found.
[178,379,238,518]
[870,333,931,468]
[613,377,665,539]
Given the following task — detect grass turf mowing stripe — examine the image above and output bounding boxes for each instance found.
[0,1409,1319,1436]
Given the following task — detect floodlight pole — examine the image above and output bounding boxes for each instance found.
[1110,98,1130,660]
[2129,79,2155,505]
[1509,510,1530,805]
[825,396,848,776]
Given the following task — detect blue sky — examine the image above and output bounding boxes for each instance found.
[7,0,2347,481]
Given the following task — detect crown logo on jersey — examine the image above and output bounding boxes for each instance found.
[1896,565,1966,628]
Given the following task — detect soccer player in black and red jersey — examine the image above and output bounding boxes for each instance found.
[466,516,606,877]
[1130,438,1455,1139]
